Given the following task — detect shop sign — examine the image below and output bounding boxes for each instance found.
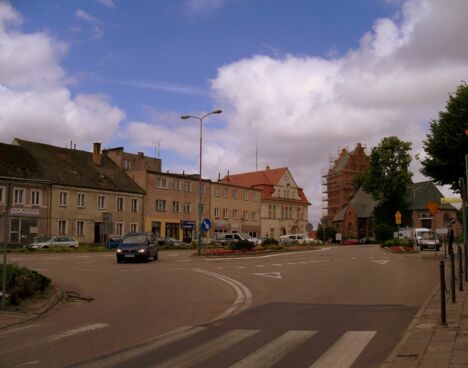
[9,208,40,216]
[181,220,196,230]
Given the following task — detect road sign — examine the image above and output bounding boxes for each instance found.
[395,211,401,225]
[441,197,463,204]
[201,218,211,232]
[426,202,439,216]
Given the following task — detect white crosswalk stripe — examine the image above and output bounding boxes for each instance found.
[309,331,377,368]
[154,329,259,368]
[230,330,317,368]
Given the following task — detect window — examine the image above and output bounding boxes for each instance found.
[76,221,85,236]
[273,205,277,219]
[184,181,192,192]
[253,192,257,201]
[223,208,229,219]
[268,205,272,218]
[173,179,181,191]
[184,202,192,214]
[156,177,167,189]
[14,188,24,204]
[233,209,238,219]
[130,223,138,232]
[214,208,220,218]
[224,188,229,198]
[131,198,138,212]
[156,199,167,212]
[252,211,257,221]
[215,186,220,197]
[243,211,249,221]
[77,193,85,208]
[123,160,132,170]
[244,191,249,201]
[98,195,106,209]
[117,197,124,211]
[201,183,206,194]
[233,189,238,200]
[31,190,41,206]
[0,186,4,203]
[200,204,206,215]
[58,220,67,235]
[289,206,292,219]
[59,191,68,206]
[115,223,124,236]
[173,201,180,213]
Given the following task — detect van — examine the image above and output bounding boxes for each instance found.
[279,234,312,244]
[413,228,431,246]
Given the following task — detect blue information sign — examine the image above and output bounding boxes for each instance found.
[201,218,211,232]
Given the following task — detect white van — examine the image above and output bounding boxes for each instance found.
[413,228,431,246]
[279,234,314,244]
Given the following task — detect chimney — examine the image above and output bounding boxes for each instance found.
[138,152,144,158]
[266,164,270,171]
[93,142,101,165]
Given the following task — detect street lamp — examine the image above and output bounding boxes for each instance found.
[181,109,222,256]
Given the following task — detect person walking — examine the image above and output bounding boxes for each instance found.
[447,219,455,256]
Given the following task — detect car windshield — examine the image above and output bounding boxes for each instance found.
[421,232,436,240]
[122,235,147,244]
[32,237,52,243]
[238,233,253,239]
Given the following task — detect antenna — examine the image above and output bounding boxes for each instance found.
[158,140,160,158]
[255,136,258,171]
[152,140,161,158]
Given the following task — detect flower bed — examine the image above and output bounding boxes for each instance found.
[386,246,418,254]
[200,244,318,257]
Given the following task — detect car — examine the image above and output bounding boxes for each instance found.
[418,230,440,251]
[28,236,79,249]
[116,232,160,263]
[217,232,261,245]
[106,236,123,249]
[279,234,311,244]
[164,236,187,248]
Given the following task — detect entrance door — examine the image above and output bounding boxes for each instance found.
[94,222,102,243]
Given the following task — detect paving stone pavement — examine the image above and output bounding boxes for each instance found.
[381,255,468,368]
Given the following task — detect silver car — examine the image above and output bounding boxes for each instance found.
[29,236,79,249]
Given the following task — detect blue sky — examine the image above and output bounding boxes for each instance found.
[2,0,468,225]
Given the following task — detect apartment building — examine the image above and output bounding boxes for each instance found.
[221,166,310,240]
[12,139,145,244]
[210,182,262,238]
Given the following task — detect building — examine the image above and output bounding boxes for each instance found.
[221,166,310,239]
[323,143,369,225]
[210,181,262,238]
[0,143,51,244]
[12,139,145,244]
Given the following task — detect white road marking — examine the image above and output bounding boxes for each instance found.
[310,331,376,368]
[119,269,140,272]
[76,255,91,259]
[253,272,282,279]
[193,268,252,321]
[286,262,296,265]
[299,261,309,264]
[102,254,115,257]
[271,263,283,267]
[236,266,245,269]
[255,264,265,268]
[0,323,41,337]
[230,330,316,368]
[167,253,180,257]
[13,361,40,367]
[74,326,205,368]
[351,257,357,260]
[10,258,27,261]
[205,250,319,261]
[154,329,259,368]
[76,268,99,271]
[47,323,109,342]
[177,259,192,262]
[372,260,389,265]
[43,257,62,260]
[216,267,224,270]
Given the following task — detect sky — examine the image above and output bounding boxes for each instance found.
[1,0,467,227]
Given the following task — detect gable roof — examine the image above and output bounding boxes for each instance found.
[349,187,378,218]
[406,181,455,211]
[14,139,145,194]
[0,143,47,180]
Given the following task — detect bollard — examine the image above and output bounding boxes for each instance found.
[450,253,456,303]
[459,245,464,292]
[440,261,447,325]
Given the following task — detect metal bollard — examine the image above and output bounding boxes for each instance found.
[440,261,447,325]
[450,253,456,303]
[459,245,464,292]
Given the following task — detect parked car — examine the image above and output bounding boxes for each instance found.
[279,234,314,244]
[218,232,262,245]
[418,230,440,251]
[28,236,79,249]
[106,236,123,249]
[116,232,160,263]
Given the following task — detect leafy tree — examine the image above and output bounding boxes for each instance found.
[363,136,413,226]
[316,216,337,242]
[421,82,468,193]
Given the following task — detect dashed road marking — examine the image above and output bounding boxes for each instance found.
[253,272,282,279]
[47,323,109,342]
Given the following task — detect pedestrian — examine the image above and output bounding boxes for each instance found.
[447,220,455,256]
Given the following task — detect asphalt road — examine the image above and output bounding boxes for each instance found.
[0,245,440,368]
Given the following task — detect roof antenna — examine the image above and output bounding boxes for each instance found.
[255,136,258,172]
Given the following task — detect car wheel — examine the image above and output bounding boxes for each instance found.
[154,251,159,261]
[437,246,440,252]
[143,253,149,263]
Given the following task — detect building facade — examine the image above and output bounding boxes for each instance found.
[221,166,310,240]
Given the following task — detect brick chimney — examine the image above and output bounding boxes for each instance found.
[93,142,101,165]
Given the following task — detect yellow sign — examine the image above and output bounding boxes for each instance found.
[441,197,462,204]
[426,202,439,216]
[395,210,402,225]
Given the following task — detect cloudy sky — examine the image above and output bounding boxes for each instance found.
[1,0,467,226]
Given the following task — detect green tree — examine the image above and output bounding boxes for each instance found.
[316,216,336,243]
[421,82,468,193]
[363,136,413,226]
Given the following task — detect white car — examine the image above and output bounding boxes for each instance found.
[29,236,79,249]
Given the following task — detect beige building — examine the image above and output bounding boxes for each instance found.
[13,139,145,244]
[221,166,311,239]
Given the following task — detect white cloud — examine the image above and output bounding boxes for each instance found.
[96,0,116,8]
[126,0,468,226]
[0,2,124,148]
[75,9,103,38]
[185,0,227,16]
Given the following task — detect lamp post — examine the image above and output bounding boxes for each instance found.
[181,109,222,256]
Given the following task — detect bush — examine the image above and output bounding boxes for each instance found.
[382,238,414,247]
[0,264,51,305]
[229,240,254,251]
[374,224,394,242]
[261,238,278,246]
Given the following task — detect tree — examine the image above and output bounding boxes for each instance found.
[363,136,413,226]
[421,82,468,193]
[316,216,336,242]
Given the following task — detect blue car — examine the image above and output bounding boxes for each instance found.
[116,232,160,263]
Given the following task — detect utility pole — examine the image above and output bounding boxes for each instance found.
[2,182,11,309]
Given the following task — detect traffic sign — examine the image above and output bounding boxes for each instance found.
[441,197,462,204]
[395,211,401,225]
[426,202,439,216]
[201,218,211,232]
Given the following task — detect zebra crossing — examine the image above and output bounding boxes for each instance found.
[73,326,377,368]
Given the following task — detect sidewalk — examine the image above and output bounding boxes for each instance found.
[381,256,468,368]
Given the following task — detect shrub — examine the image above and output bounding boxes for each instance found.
[229,240,254,251]
[382,238,414,247]
[374,224,394,242]
[261,238,278,246]
[0,264,51,305]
